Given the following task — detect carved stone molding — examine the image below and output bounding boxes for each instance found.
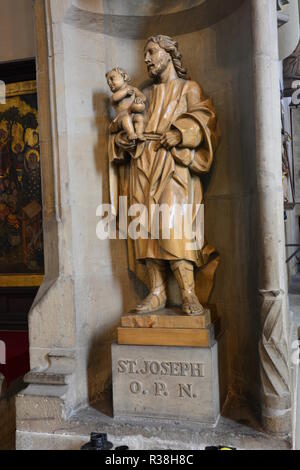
[24,353,76,387]
[283,39,300,93]
[17,352,77,432]
[277,0,290,27]
[258,290,291,434]
[277,0,290,9]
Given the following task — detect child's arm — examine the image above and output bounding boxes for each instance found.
[112,86,134,103]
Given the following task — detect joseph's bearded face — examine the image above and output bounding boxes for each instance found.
[144,41,171,79]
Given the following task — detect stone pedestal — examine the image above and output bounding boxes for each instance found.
[112,342,220,425]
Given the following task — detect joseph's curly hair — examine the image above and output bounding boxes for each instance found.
[145,35,188,79]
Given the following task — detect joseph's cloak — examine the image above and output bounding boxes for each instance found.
[108,78,220,303]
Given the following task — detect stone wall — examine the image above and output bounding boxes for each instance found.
[28,0,255,409]
[0,0,35,62]
[16,0,291,443]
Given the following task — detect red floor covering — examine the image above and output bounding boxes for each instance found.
[0,331,30,387]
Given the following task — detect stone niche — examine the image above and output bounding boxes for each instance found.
[16,0,293,449]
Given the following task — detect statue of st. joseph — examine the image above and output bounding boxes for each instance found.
[108,35,219,316]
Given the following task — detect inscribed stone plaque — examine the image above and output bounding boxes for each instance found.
[112,342,220,425]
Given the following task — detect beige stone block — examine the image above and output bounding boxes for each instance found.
[29,276,76,351]
[63,23,105,62]
[49,0,73,24]
[73,218,130,275]
[64,58,106,122]
[16,390,66,434]
[67,135,105,205]
[16,431,85,450]
[112,342,220,424]
[104,36,147,84]
[74,268,145,348]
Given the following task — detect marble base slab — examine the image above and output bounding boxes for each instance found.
[112,342,220,425]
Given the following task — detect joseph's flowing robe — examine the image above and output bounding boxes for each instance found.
[108,78,219,300]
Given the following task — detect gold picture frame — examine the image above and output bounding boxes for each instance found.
[0,80,44,287]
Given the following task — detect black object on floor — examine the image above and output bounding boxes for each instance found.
[81,432,113,451]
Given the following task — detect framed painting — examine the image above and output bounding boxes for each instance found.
[0,79,44,287]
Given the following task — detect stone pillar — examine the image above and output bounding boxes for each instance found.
[16,0,143,445]
[251,0,292,434]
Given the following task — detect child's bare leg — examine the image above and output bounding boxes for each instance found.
[121,114,137,140]
[134,114,145,141]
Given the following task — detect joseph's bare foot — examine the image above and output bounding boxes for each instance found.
[132,289,167,314]
[182,291,205,316]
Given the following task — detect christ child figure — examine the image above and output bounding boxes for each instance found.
[106,67,146,141]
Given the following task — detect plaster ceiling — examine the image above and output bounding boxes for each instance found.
[66,0,245,38]
[71,0,208,17]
